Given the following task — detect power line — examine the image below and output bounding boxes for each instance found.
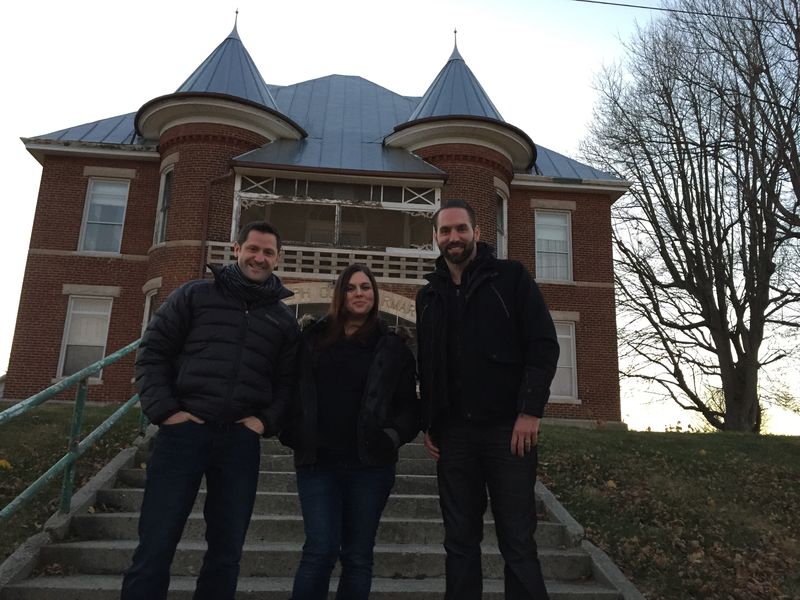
[569,0,784,24]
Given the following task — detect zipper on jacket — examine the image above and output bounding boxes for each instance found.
[226,305,250,416]
[489,283,511,319]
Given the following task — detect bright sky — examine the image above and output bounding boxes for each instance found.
[0,0,797,434]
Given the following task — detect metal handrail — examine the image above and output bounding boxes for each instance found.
[0,339,146,521]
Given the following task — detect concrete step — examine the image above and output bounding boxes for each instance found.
[260,454,437,475]
[69,512,568,547]
[38,540,593,580]
[0,575,621,600]
[95,489,446,519]
[135,441,433,462]
[116,469,441,495]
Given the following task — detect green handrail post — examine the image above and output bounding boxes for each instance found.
[0,338,142,523]
[59,378,89,514]
[139,405,150,437]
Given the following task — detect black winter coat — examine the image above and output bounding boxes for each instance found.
[416,243,559,432]
[279,318,421,467]
[135,265,299,435]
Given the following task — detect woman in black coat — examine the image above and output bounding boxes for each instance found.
[280,263,420,600]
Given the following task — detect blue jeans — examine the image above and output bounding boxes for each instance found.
[291,462,395,600]
[120,421,261,600]
[437,419,549,600]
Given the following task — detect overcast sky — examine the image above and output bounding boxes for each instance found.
[1,0,797,434]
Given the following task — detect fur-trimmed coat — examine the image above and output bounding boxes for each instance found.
[279,317,421,466]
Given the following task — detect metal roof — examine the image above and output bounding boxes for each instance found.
[176,23,280,112]
[234,76,442,176]
[23,31,620,182]
[28,112,145,145]
[534,145,616,180]
[404,42,504,123]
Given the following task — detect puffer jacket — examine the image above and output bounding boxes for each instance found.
[416,242,559,433]
[135,264,299,436]
[279,317,421,467]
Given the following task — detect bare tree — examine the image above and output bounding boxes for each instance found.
[583,0,800,432]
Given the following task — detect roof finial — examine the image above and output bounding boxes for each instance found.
[449,27,463,61]
[229,8,241,40]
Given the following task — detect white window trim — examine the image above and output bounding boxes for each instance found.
[78,178,130,254]
[56,295,113,381]
[153,167,174,245]
[496,190,508,259]
[549,320,580,404]
[141,290,158,336]
[535,209,573,283]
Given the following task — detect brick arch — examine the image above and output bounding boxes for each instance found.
[283,281,416,322]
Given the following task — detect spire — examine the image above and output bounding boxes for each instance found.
[450,28,462,61]
[176,17,279,111]
[230,9,240,40]
[405,32,503,123]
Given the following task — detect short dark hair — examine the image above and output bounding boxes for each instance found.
[237,221,282,249]
[432,199,477,229]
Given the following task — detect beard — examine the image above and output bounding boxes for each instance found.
[439,238,476,265]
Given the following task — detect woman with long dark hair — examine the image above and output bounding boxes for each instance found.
[280,263,420,600]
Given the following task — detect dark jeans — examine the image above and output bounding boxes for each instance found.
[437,418,549,600]
[291,461,395,600]
[120,421,261,600]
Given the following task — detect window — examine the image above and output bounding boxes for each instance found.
[141,290,158,335]
[154,169,173,244]
[59,297,112,377]
[80,179,129,253]
[551,322,577,399]
[241,202,432,250]
[496,193,507,259]
[535,211,571,281]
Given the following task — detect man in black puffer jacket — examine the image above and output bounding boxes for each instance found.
[121,221,299,600]
[416,200,559,600]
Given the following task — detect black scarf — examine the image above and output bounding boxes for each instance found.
[218,263,282,306]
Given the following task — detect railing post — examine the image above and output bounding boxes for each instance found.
[138,402,149,437]
[60,378,88,513]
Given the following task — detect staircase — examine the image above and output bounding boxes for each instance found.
[0,434,633,599]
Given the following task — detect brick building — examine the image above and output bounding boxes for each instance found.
[6,23,630,424]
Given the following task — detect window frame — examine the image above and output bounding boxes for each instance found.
[535,209,573,282]
[153,168,174,245]
[496,192,508,259]
[78,178,130,254]
[550,320,579,402]
[57,295,113,380]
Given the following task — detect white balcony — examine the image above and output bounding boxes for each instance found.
[207,242,437,285]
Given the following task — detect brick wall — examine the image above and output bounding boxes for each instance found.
[415,143,513,250]
[7,128,622,423]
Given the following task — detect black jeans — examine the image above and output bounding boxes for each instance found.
[120,420,261,600]
[436,418,549,600]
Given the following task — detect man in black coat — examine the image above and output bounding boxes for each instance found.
[121,221,299,600]
[416,200,560,600]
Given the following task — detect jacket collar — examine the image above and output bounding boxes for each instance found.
[425,242,497,288]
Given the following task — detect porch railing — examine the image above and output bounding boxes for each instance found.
[207,242,436,284]
[0,339,145,521]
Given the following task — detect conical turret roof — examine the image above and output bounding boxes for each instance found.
[176,21,280,111]
[405,39,503,123]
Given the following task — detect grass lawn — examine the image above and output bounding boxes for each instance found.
[539,426,800,600]
[0,402,143,562]
[1,407,798,600]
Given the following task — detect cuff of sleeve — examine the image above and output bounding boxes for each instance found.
[518,389,549,418]
[382,428,400,448]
